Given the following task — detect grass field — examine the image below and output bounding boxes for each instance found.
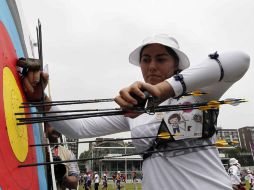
[79,182,142,190]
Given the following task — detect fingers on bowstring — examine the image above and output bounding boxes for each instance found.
[116,82,146,106]
[119,87,140,106]
[131,82,147,99]
[115,93,134,108]
[114,95,141,118]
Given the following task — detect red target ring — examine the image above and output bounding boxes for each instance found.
[0,21,39,189]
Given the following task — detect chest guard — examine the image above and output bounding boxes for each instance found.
[155,108,218,146]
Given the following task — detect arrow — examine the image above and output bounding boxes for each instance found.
[20,90,206,108]
[16,98,246,125]
[15,108,121,115]
[185,90,207,97]
[29,132,178,147]
[18,143,215,167]
[20,98,115,108]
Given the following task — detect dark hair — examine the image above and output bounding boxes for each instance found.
[139,44,179,66]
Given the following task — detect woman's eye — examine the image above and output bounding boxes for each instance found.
[141,58,150,63]
[157,58,166,63]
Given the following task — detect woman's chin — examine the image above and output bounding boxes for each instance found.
[147,79,163,85]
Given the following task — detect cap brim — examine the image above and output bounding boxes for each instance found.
[129,43,190,70]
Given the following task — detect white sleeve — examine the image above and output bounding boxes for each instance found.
[49,106,130,139]
[167,51,250,100]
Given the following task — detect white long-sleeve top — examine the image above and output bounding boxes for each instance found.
[168,51,249,100]
[228,165,241,185]
[50,51,250,189]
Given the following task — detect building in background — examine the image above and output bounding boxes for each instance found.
[216,126,254,168]
[217,128,239,143]
[238,126,254,152]
[87,138,143,180]
[79,127,254,175]
[65,137,79,158]
[216,128,240,168]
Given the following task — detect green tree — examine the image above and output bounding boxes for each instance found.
[78,150,91,173]
[224,147,254,166]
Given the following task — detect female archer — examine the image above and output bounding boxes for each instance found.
[19,34,250,189]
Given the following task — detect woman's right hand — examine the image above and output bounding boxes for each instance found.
[114,81,174,118]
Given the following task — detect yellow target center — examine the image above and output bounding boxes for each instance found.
[3,67,28,162]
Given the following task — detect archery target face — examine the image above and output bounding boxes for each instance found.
[0,19,40,189]
[3,67,28,162]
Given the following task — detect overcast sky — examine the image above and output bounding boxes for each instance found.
[20,0,254,153]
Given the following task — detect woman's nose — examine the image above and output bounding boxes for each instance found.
[148,59,157,71]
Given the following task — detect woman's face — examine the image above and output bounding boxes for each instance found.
[140,44,178,85]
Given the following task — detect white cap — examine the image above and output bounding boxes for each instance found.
[117,171,121,174]
[229,158,238,165]
[129,34,190,70]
